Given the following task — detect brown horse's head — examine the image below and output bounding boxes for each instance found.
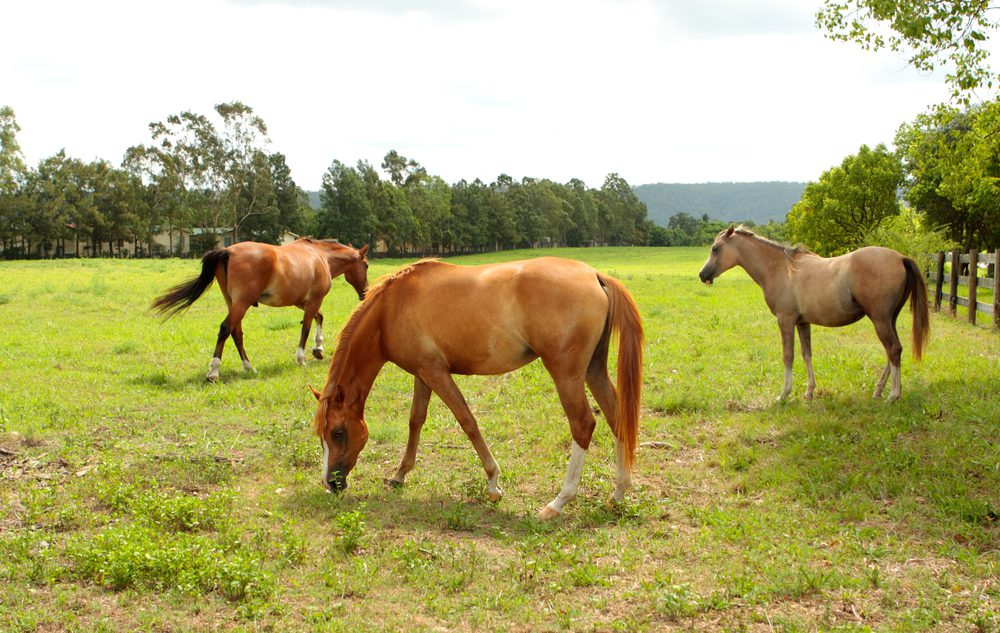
[699,225,739,285]
[312,384,369,492]
[344,244,370,301]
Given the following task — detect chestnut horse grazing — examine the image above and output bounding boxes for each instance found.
[152,239,369,381]
[699,226,929,401]
[312,257,643,519]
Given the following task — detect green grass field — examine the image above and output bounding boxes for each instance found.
[1,248,997,632]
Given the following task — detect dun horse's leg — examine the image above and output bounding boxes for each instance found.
[312,312,325,360]
[419,369,503,502]
[796,323,816,400]
[586,365,631,503]
[777,316,797,402]
[872,317,903,401]
[388,376,432,486]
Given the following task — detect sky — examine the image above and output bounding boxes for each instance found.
[0,0,985,191]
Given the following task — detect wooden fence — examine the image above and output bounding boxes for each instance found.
[926,249,1000,329]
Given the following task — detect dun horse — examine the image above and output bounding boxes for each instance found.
[699,226,929,401]
[311,257,643,518]
[152,238,369,381]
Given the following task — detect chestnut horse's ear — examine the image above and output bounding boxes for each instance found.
[309,385,322,400]
[359,244,369,257]
[725,225,735,237]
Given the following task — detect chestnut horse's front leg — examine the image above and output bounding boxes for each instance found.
[777,315,797,402]
[418,368,503,503]
[388,376,432,487]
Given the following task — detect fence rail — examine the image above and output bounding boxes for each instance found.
[926,249,1000,329]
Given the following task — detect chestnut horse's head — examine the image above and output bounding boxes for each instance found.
[312,384,368,492]
[699,225,740,285]
[343,244,370,301]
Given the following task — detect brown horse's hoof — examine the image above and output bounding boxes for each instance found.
[384,477,404,488]
[312,349,324,360]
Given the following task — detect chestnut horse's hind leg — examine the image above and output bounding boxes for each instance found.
[539,369,597,520]
[388,376,432,486]
[796,323,816,400]
[586,353,631,503]
[418,368,503,502]
[208,303,252,381]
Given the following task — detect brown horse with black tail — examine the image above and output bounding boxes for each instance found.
[152,238,369,381]
[699,226,929,401]
[311,257,643,519]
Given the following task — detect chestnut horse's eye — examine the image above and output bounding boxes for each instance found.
[331,429,346,443]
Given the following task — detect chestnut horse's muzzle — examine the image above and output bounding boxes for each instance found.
[326,469,348,492]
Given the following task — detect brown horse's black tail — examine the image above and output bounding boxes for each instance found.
[151,249,229,318]
[903,257,930,362]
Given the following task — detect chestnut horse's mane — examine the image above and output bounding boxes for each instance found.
[317,258,439,405]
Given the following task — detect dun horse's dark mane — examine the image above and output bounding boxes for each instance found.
[319,258,440,403]
[733,226,812,260]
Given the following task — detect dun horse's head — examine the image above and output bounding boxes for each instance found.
[344,244,370,301]
[312,384,368,492]
[699,225,739,285]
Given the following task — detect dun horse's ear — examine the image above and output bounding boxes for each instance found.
[725,225,735,237]
[309,385,322,400]
[359,244,369,256]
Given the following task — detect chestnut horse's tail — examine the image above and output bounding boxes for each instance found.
[597,273,644,472]
[903,257,930,362]
[151,249,229,318]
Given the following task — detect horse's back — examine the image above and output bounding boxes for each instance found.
[381,258,609,375]
[223,240,328,307]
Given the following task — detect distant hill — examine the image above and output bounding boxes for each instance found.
[307,190,321,209]
[633,182,806,226]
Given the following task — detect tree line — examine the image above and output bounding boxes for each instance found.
[0,103,656,259]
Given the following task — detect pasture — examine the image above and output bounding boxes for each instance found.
[0,248,997,632]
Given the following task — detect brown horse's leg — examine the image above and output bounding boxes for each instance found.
[871,316,903,400]
[228,302,253,373]
[296,305,316,366]
[418,368,503,502]
[388,376,432,487]
[586,360,631,503]
[312,312,325,360]
[777,316,797,402]
[796,323,816,400]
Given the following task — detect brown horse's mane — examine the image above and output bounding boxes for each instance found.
[732,226,813,263]
[316,259,440,409]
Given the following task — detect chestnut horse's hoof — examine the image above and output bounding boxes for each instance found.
[488,491,503,503]
[537,505,560,520]
[312,348,324,360]
[384,477,404,488]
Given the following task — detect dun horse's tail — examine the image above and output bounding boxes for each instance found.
[903,257,930,361]
[151,249,229,318]
[597,273,644,473]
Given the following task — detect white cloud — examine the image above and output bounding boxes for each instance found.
[0,0,982,191]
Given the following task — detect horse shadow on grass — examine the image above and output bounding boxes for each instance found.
[279,481,643,541]
[129,359,314,392]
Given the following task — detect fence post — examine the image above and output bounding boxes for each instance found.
[994,249,1000,330]
[949,249,960,317]
[934,252,945,312]
[968,250,979,325]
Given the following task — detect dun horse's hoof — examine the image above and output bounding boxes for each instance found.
[538,505,560,520]
[312,349,324,360]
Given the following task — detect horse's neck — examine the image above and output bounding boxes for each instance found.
[334,303,386,407]
[736,236,787,289]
